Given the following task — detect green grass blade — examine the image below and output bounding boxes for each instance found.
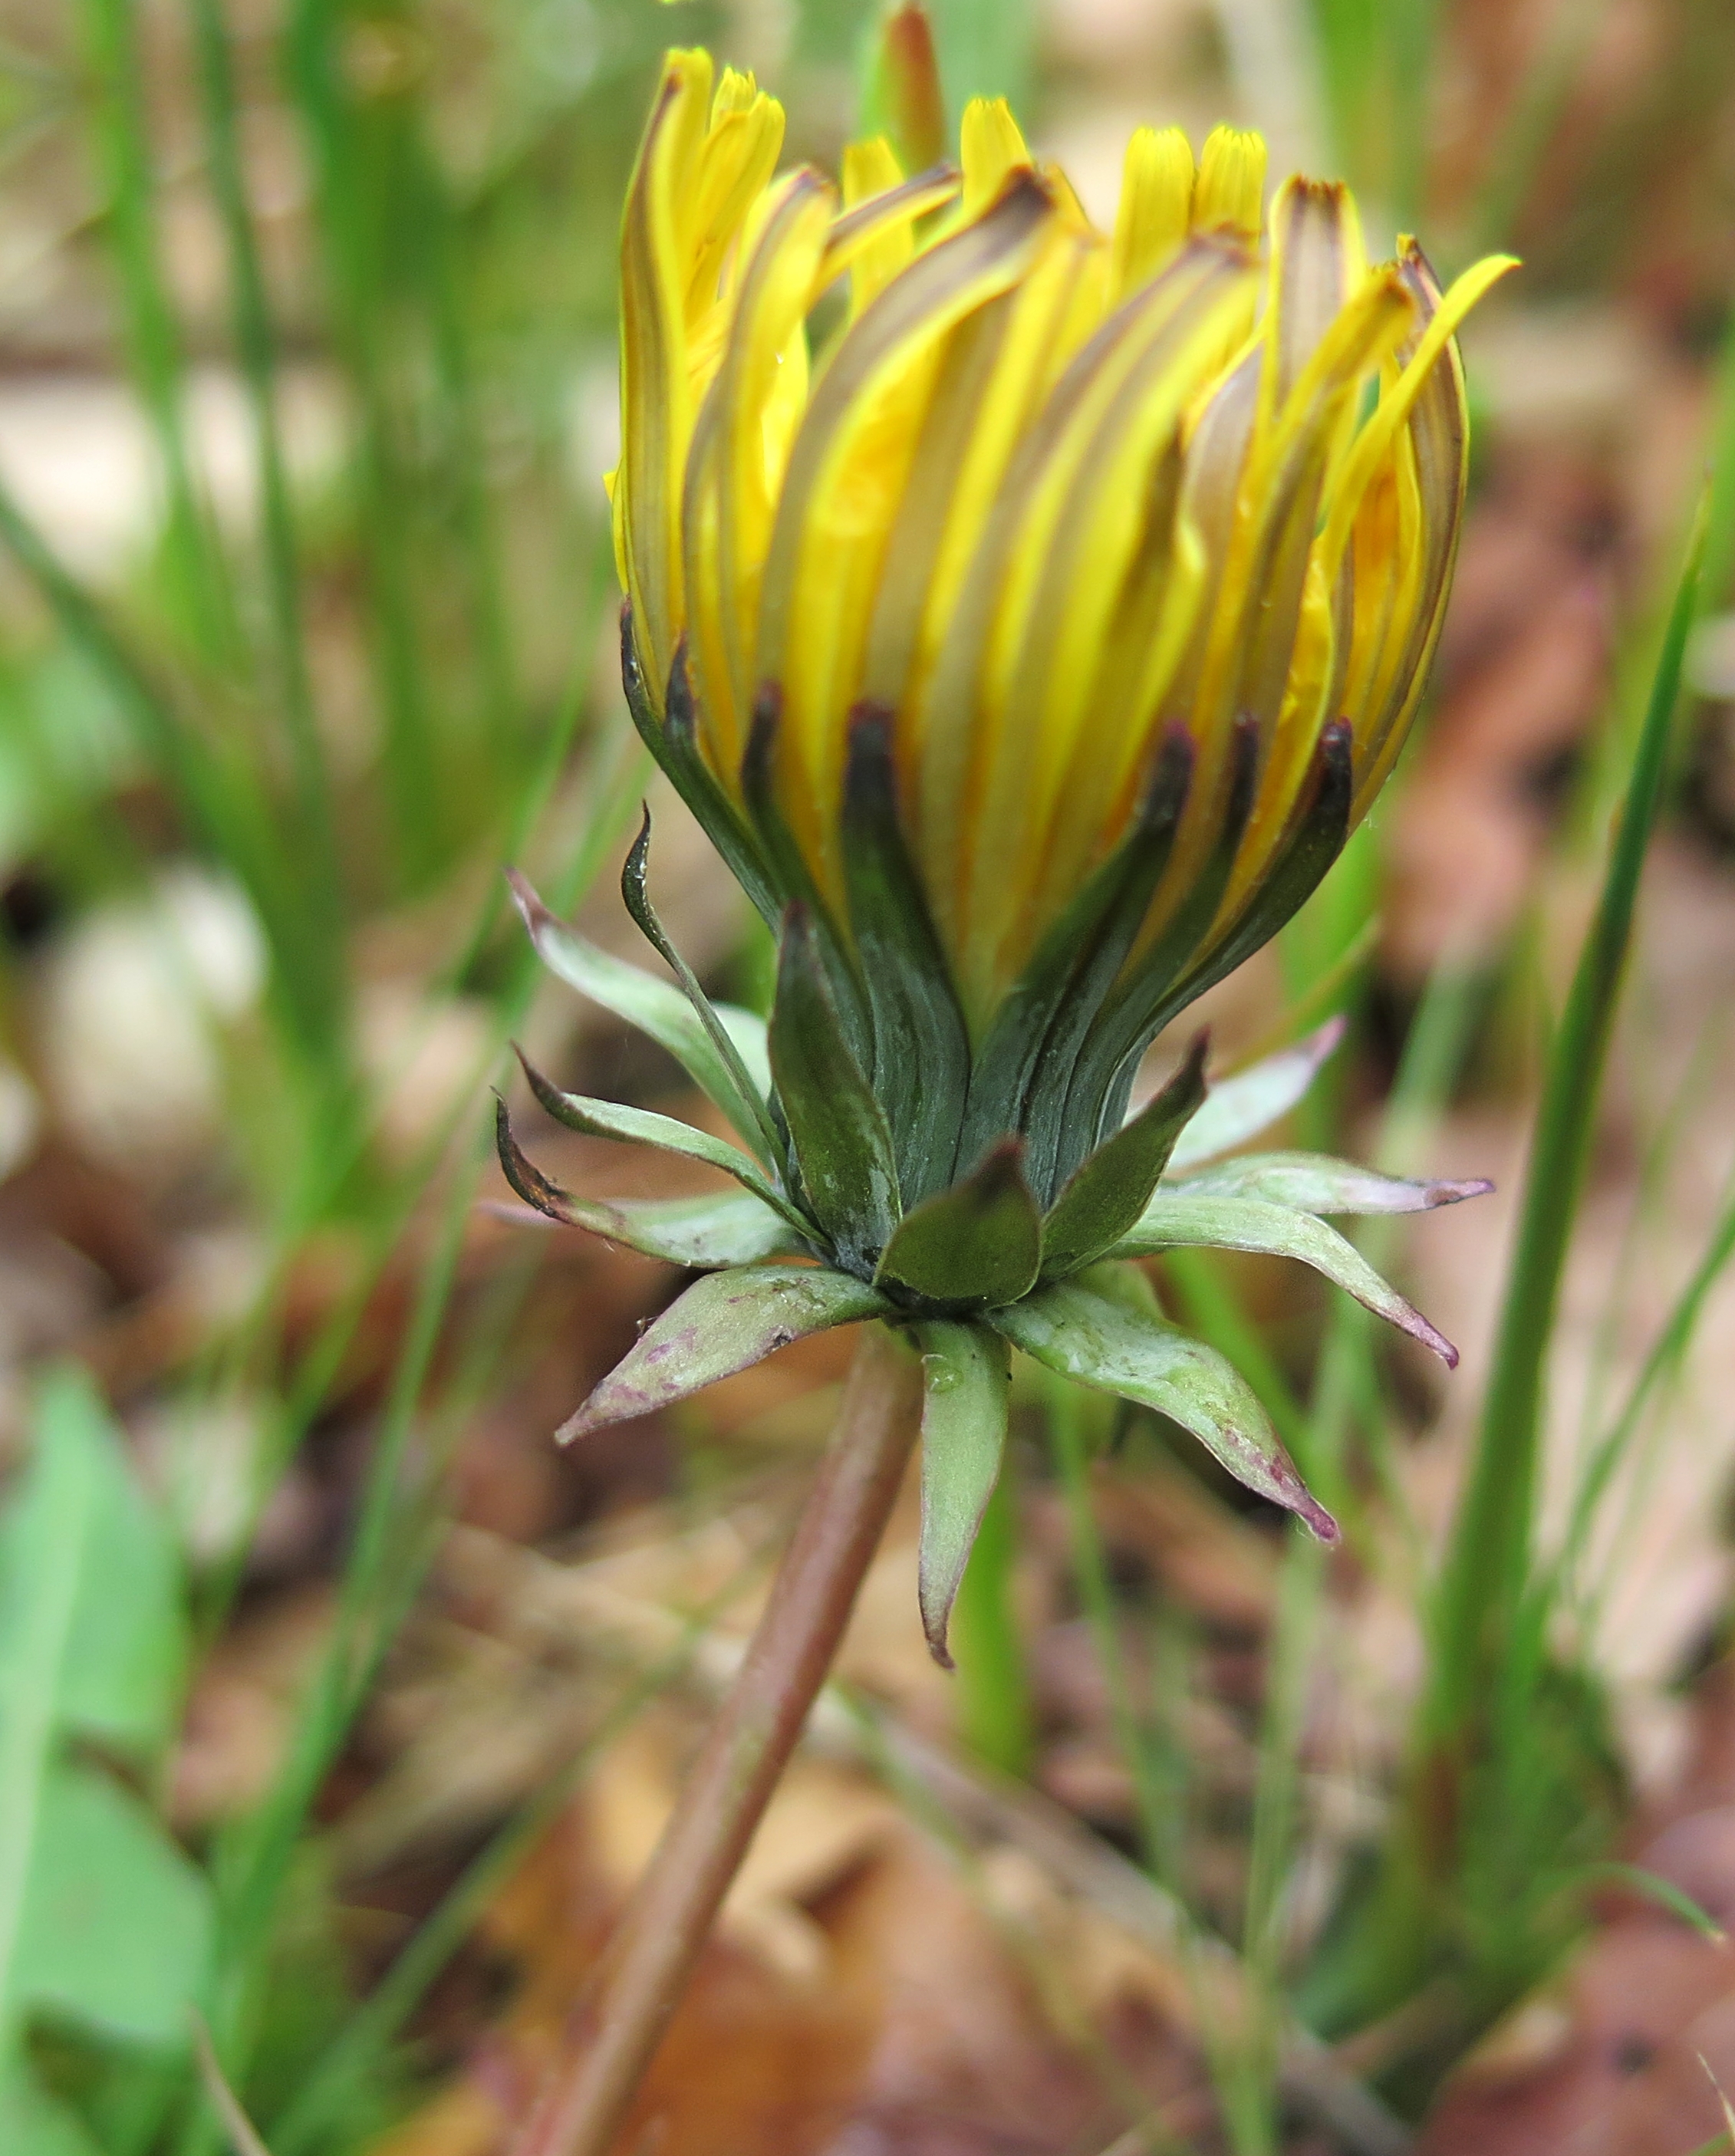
[1236,958,1485,2135]
[265,1565,763,2156]
[284,0,443,888]
[1048,1377,1178,1884]
[1562,1154,1735,1588]
[76,0,235,660]
[180,729,644,2149]
[926,0,1035,114]
[1424,495,1707,1751]
[184,0,349,1048]
[1466,0,1614,254]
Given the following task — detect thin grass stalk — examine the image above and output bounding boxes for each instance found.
[265,1545,778,2156]
[285,0,443,886]
[186,1124,496,2156]
[0,475,334,1067]
[77,0,234,660]
[423,192,524,789]
[1236,960,1483,2144]
[1563,1156,1735,1595]
[1049,1383,1278,2145]
[186,532,630,1647]
[1387,0,1441,227]
[444,518,621,993]
[1703,301,1735,614]
[1564,999,1728,1510]
[1465,0,1613,255]
[188,714,647,1671]
[513,1324,923,2156]
[185,0,349,1052]
[1305,497,1713,2038]
[183,732,644,2150]
[1423,496,1705,1763]
[1049,1376,1178,1883]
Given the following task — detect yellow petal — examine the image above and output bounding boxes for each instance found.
[1260,175,1367,418]
[1320,248,1516,588]
[1137,262,1415,951]
[683,74,785,354]
[960,97,1033,218]
[936,236,1261,1012]
[872,220,1109,884]
[1111,125,1194,304]
[1193,124,1266,239]
[757,174,1058,902]
[831,146,960,318]
[683,170,836,778]
[617,48,716,703]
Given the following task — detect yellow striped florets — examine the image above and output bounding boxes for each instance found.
[611,47,1512,1206]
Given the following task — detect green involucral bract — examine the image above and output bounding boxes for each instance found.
[499,822,1490,1661]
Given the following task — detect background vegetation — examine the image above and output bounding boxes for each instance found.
[2,0,1735,2148]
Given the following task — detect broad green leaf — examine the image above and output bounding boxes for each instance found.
[1174,1150,1492,1216]
[990,1272,1336,1540]
[875,1140,1041,1307]
[0,1368,193,2062]
[1041,1034,1208,1279]
[769,904,900,1271]
[617,815,785,1171]
[15,1762,210,2046]
[509,868,775,1162]
[494,1098,802,1266]
[0,1369,184,1757]
[1163,1019,1344,1172]
[1109,1193,1458,1364]
[916,1323,1010,1668]
[558,1266,891,1440]
[515,1052,809,1235]
[0,2062,102,2156]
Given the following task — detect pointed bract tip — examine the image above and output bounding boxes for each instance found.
[973,1134,1028,1181]
[504,864,545,929]
[1312,1012,1348,1061]
[1417,1312,1460,1368]
[1427,1176,1495,1207]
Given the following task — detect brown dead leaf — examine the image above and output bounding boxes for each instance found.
[171,1585,334,1828]
[1419,1917,1735,2155]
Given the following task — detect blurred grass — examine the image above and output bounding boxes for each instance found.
[3,0,1735,2147]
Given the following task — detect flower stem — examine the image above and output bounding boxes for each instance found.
[515,1322,922,2156]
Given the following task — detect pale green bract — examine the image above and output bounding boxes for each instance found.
[501,846,1489,1664]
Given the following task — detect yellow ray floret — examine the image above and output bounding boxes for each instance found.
[613,44,1515,1035]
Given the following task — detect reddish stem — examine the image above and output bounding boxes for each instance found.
[515,1322,922,2156]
